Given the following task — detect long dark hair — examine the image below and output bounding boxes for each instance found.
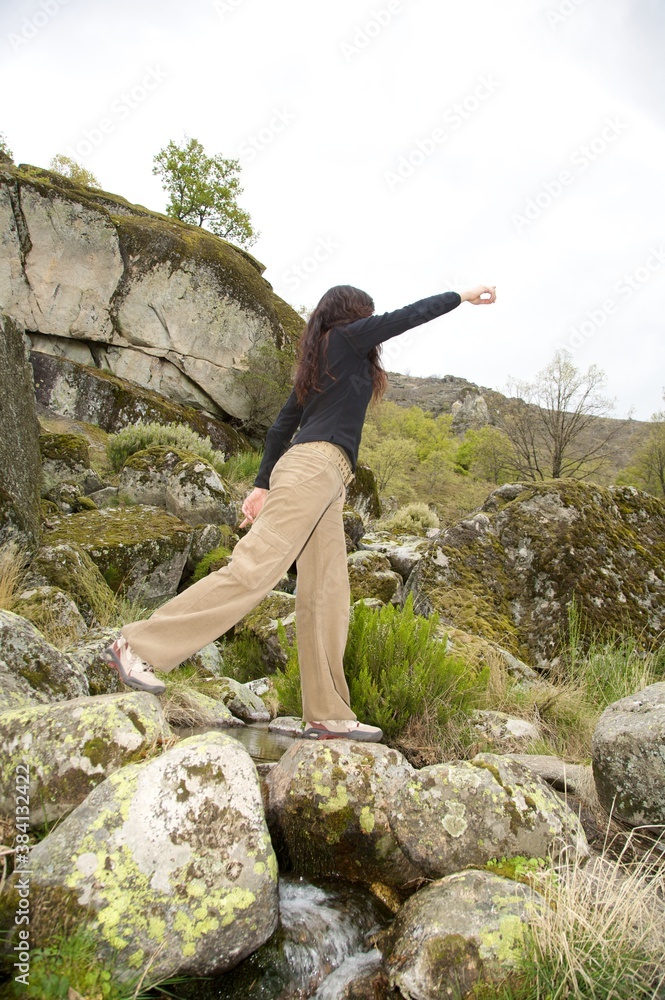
[294,285,388,404]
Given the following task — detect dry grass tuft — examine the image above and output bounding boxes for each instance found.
[0,542,29,612]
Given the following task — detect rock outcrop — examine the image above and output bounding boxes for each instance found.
[1,163,303,424]
[0,609,89,710]
[405,481,665,665]
[0,313,42,550]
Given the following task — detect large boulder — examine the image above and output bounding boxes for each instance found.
[347,550,402,604]
[235,590,296,671]
[119,446,238,527]
[26,541,117,623]
[383,870,543,999]
[389,753,589,878]
[67,628,123,695]
[591,682,665,828]
[266,741,423,887]
[42,506,193,604]
[13,584,88,643]
[405,481,665,666]
[1,163,302,423]
[0,313,42,550]
[0,732,279,981]
[361,531,430,580]
[0,609,88,708]
[39,431,103,494]
[0,692,171,825]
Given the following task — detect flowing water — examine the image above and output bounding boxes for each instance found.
[170,876,392,999]
[175,722,295,763]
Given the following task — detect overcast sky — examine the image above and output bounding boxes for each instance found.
[2,0,664,419]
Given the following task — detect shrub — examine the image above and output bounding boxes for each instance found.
[382,501,439,536]
[106,422,226,473]
[274,596,488,741]
[221,449,264,485]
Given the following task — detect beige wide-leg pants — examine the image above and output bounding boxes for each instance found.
[121,441,356,723]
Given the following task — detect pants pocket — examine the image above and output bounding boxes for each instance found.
[227,517,292,591]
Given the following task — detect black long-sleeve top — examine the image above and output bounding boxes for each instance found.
[253,291,462,489]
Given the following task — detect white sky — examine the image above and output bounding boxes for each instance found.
[2,0,664,419]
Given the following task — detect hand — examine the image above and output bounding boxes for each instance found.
[460,285,496,305]
[239,487,268,528]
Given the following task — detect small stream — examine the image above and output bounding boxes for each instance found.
[169,875,391,999]
[167,724,393,999]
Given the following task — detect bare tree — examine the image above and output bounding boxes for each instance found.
[499,350,624,480]
[621,393,665,497]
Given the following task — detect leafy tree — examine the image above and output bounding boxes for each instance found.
[49,154,100,188]
[618,393,665,497]
[499,349,623,480]
[458,425,516,484]
[231,342,296,433]
[153,136,258,247]
[0,131,13,163]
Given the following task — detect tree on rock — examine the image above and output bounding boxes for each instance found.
[49,154,100,188]
[0,132,13,164]
[153,136,258,247]
[499,349,624,480]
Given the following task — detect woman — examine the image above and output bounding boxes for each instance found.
[105,282,496,741]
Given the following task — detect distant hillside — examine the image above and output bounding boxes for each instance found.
[384,370,652,485]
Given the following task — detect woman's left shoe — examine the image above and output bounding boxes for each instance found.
[299,720,383,742]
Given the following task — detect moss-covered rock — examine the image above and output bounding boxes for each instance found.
[438,625,538,683]
[27,541,116,623]
[0,609,88,706]
[13,584,88,643]
[1,731,279,981]
[342,508,365,550]
[43,506,193,605]
[235,590,296,672]
[405,481,665,665]
[383,870,544,998]
[591,682,665,828]
[0,314,41,551]
[39,431,103,495]
[67,628,124,695]
[346,463,381,520]
[266,740,423,887]
[389,753,589,880]
[347,550,402,604]
[0,692,171,825]
[360,530,430,581]
[215,677,270,723]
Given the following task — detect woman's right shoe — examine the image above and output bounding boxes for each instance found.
[103,635,166,695]
[299,720,383,742]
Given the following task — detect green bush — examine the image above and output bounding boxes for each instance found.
[221,449,264,485]
[107,421,226,473]
[221,634,271,684]
[191,545,231,583]
[382,501,439,536]
[274,596,487,739]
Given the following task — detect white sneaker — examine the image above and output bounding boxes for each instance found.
[104,636,166,695]
[300,720,383,742]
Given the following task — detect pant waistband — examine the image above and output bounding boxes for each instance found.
[291,441,355,486]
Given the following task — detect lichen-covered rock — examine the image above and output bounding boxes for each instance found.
[347,550,402,604]
[39,431,103,494]
[13,585,88,642]
[266,741,422,887]
[1,163,302,423]
[216,677,270,723]
[67,628,124,695]
[361,531,430,580]
[383,870,543,999]
[0,609,88,705]
[27,541,116,623]
[185,522,224,576]
[188,641,224,676]
[166,457,238,527]
[389,753,589,879]
[268,716,304,737]
[342,508,365,550]
[470,710,541,750]
[236,591,296,671]
[591,682,665,828]
[43,506,193,604]
[0,692,171,825]
[0,313,41,551]
[31,350,248,454]
[1,732,279,981]
[405,481,665,665]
